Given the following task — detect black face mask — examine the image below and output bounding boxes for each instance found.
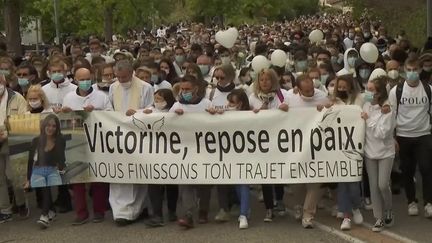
[338,91,349,100]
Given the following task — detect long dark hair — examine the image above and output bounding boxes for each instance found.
[159,58,178,84]
[227,89,250,111]
[38,114,62,152]
[155,89,176,110]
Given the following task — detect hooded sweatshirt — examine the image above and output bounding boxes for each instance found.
[336,48,359,77]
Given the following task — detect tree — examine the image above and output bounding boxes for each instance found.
[3,0,22,55]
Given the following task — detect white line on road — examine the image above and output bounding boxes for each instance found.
[361,222,418,243]
[285,209,367,243]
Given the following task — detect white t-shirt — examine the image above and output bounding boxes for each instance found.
[286,89,329,108]
[248,89,289,110]
[63,88,113,111]
[154,81,172,92]
[42,79,77,108]
[205,87,231,110]
[389,82,432,137]
[169,98,212,113]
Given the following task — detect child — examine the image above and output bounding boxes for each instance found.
[144,89,179,227]
[227,89,251,229]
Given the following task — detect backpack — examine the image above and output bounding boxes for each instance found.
[396,81,432,124]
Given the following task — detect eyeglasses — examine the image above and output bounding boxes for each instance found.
[214,76,225,80]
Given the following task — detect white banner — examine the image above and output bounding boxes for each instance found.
[77,105,365,184]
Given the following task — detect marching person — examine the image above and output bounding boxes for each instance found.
[62,67,112,225]
[389,57,432,218]
[362,76,395,232]
[108,60,154,226]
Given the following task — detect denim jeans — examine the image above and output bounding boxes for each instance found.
[337,182,361,214]
[236,185,250,216]
[30,166,62,188]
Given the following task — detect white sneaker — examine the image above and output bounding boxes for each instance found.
[294,205,303,220]
[372,219,384,232]
[340,218,351,231]
[336,212,344,219]
[424,203,432,218]
[238,215,248,229]
[302,218,314,229]
[215,209,229,222]
[331,205,338,217]
[352,209,363,225]
[408,202,419,216]
[37,215,50,229]
[364,198,373,210]
[48,210,56,221]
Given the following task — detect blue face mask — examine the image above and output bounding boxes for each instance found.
[78,80,92,91]
[151,74,159,83]
[406,71,419,81]
[181,91,193,102]
[18,78,29,87]
[359,69,371,80]
[295,60,307,72]
[198,65,209,75]
[347,57,357,67]
[364,91,374,103]
[320,74,329,85]
[175,55,185,64]
[51,72,64,82]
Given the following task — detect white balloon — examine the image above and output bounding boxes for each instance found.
[360,43,379,64]
[251,55,270,73]
[309,29,324,43]
[271,49,287,67]
[215,27,239,49]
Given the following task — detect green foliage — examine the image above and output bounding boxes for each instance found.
[6,0,320,42]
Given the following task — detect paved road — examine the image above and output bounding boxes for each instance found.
[1,186,431,243]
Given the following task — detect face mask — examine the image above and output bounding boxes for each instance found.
[151,74,159,83]
[423,66,432,72]
[155,59,161,64]
[29,100,42,109]
[313,78,321,88]
[18,78,29,87]
[51,72,64,82]
[406,71,419,82]
[348,33,355,39]
[364,91,374,103]
[221,57,231,65]
[0,84,5,96]
[120,81,132,89]
[331,56,338,64]
[347,57,357,68]
[0,70,10,76]
[296,60,307,72]
[364,32,371,38]
[328,86,335,95]
[226,106,237,111]
[320,74,329,85]
[282,83,292,90]
[317,61,324,67]
[175,55,185,64]
[388,70,399,79]
[78,80,92,91]
[154,101,167,110]
[198,65,210,76]
[338,90,349,100]
[359,69,371,80]
[91,52,101,58]
[181,91,193,102]
[300,94,314,101]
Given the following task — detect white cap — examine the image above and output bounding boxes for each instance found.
[368,68,387,81]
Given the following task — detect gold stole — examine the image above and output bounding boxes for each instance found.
[112,77,142,111]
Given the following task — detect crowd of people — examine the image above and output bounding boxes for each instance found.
[0,12,432,233]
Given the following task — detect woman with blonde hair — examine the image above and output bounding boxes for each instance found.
[249,68,289,222]
[26,85,52,113]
